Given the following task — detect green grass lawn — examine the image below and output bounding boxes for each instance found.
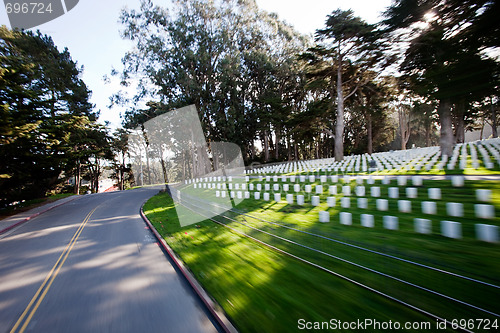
[144,177,500,332]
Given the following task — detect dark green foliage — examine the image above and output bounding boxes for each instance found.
[382,0,500,154]
[0,27,108,207]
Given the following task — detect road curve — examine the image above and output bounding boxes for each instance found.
[0,188,220,333]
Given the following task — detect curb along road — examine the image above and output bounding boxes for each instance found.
[140,205,238,333]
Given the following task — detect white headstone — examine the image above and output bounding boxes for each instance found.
[254,192,260,200]
[305,185,312,193]
[475,204,495,219]
[319,211,330,223]
[415,218,431,234]
[266,176,271,182]
[397,176,407,186]
[273,175,278,182]
[356,177,363,185]
[388,187,399,199]
[382,176,391,185]
[281,175,287,182]
[342,186,351,196]
[398,200,411,213]
[221,191,226,198]
[383,216,398,230]
[312,196,320,206]
[475,224,499,242]
[245,191,250,199]
[361,214,374,228]
[441,221,462,239]
[343,175,351,183]
[237,191,242,199]
[286,194,294,204]
[235,183,240,190]
[357,198,368,209]
[476,189,492,202]
[290,176,296,182]
[411,176,423,186]
[376,199,388,211]
[406,187,418,199]
[367,176,375,185]
[340,212,352,225]
[230,191,235,198]
[428,188,441,200]
[299,175,306,182]
[297,195,305,205]
[329,185,337,195]
[355,186,365,197]
[327,197,335,207]
[446,202,463,217]
[264,184,270,191]
[283,184,289,192]
[216,191,220,197]
[294,184,301,192]
[422,201,437,215]
[257,184,262,191]
[249,184,254,191]
[341,197,350,208]
[274,193,281,202]
[273,184,280,191]
[331,175,339,183]
[316,185,323,194]
[451,176,464,187]
[263,193,270,201]
[309,175,315,182]
[320,175,327,183]
[371,187,381,197]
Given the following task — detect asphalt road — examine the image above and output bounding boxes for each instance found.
[0,188,220,333]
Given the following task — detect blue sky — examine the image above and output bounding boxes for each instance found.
[0,0,392,129]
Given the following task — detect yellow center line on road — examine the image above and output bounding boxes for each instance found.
[10,206,98,333]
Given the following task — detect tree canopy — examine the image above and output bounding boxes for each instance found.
[0,27,109,207]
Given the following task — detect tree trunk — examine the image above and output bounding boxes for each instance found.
[480,115,485,140]
[315,136,320,159]
[74,161,81,194]
[294,143,298,161]
[398,105,410,150]
[454,99,466,144]
[334,54,344,162]
[438,99,454,157]
[287,134,292,161]
[120,151,125,191]
[274,126,281,160]
[491,97,498,138]
[263,128,269,162]
[367,112,373,154]
[250,141,256,160]
[425,123,431,147]
[455,118,465,143]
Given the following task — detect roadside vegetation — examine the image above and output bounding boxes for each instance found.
[144,175,500,332]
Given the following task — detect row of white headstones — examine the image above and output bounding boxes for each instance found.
[248,138,500,175]
[187,174,498,243]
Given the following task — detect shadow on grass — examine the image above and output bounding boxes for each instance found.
[145,188,500,332]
